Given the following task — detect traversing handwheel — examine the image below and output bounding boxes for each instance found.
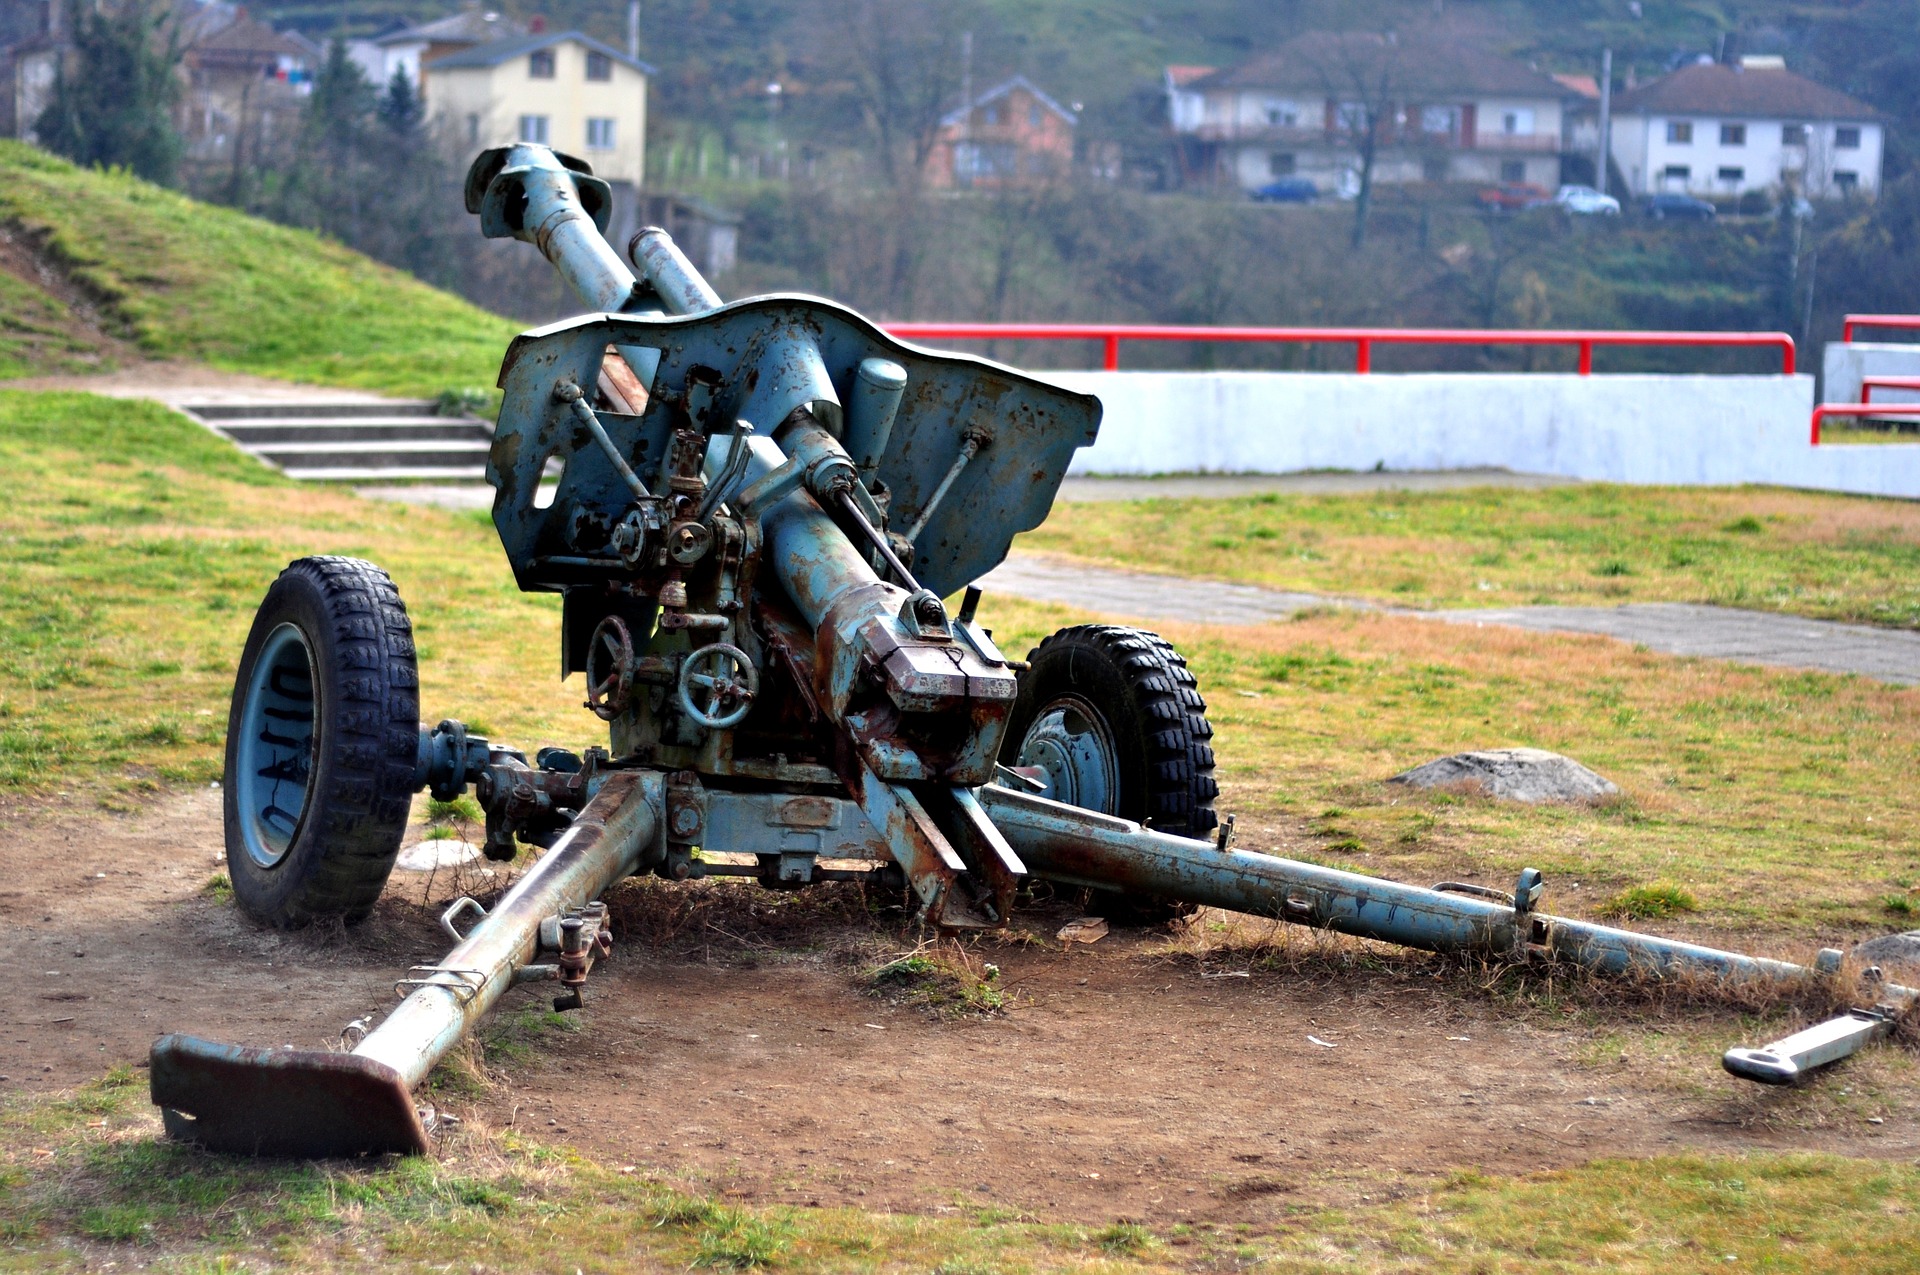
[224,557,419,928]
[676,642,758,729]
[584,615,635,721]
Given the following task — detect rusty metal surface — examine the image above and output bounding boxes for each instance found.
[150,1034,428,1158]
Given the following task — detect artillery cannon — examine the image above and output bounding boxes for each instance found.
[151,145,1912,1157]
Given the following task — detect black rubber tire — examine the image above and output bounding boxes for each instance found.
[223,557,419,927]
[1003,625,1218,924]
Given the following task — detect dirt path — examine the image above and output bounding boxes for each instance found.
[2,790,1913,1225]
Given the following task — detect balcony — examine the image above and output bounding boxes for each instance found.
[1182,121,1560,153]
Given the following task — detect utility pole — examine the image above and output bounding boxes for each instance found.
[626,1,640,60]
[1595,47,1612,194]
[959,30,973,187]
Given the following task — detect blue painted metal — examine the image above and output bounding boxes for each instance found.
[980,784,1917,995]
[486,305,1097,600]
[233,623,315,870]
[1011,695,1120,814]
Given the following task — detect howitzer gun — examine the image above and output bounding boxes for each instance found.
[151,145,1913,1157]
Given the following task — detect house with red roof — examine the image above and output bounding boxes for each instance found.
[1609,55,1882,200]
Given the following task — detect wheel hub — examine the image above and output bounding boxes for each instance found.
[1015,695,1118,813]
[234,623,317,869]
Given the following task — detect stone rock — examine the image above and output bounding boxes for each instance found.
[1388,747,1619,804]
[395,839,483,872]
[1853,930,1920,975]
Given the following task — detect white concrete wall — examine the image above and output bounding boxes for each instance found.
[1821,342,1920,405]
[1043,370,1920,498]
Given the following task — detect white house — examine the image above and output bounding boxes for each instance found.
[347,9,523,92]
[1168,32,1583,193]
[1610,55,1882,200]
[424,31,652,189]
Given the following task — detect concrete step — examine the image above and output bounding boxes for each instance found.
[252,440,495,471]
[186,400,444,421]
[218,419,494,445]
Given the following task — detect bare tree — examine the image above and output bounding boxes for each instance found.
[809,0,989,189]
[1310,31,1402,249]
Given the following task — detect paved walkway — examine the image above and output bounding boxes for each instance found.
[978,556,1920,686]
[1053,468,1572,501]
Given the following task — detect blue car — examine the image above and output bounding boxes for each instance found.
[1646,192,1717,220]
[1251,178,1318,203]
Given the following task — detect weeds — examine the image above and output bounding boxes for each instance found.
[868,941,1008,1017]
[1602,882,1701,920]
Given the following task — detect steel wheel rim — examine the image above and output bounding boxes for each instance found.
[1016,694,1119,813]
[235,623,318,870]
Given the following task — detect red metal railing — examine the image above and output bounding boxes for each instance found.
[883,322,1797,375]
[1842,314,1920,342]
[1860,375,1920,404]
[1810,402,1920,444]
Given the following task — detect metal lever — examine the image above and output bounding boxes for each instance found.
[556,381,651,501]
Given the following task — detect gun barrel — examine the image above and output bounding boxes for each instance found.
[630,225,722,315]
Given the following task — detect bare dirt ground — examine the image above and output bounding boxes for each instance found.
[2,787,1914,1226]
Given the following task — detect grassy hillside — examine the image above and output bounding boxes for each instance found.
[0,141,517,396]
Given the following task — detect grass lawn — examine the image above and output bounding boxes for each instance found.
[0,142,517,397]
[1019,483,1920,627]
[3,389,1919,1270]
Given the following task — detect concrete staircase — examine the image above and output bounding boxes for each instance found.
[183,400,493,480]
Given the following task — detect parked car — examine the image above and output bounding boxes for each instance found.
[1553,184,1620,216]
[1645,192,1717,221]
[1251,178,1318,203]
[1477,181,1552,212]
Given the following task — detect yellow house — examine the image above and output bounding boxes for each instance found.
[425,31,651,189]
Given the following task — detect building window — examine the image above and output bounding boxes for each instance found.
[1835,170,1859,191]
[586,51,611,81]
[1028,104,1043,126]
[1718,166,1744,183]
[1501,108,1534,135]
[518,114,550,144]
[1836,126,1861,149]
[1666,120,1692,143]
[586,117,616,149]
[1420,105,1457,135]
[1500,159,1525,182]
[982,104,999,126]
[1662,163,1690,182]
[1720,123,1746,145]
[529,49,555,79]
[1422,155,1449,182]
[1782,123,1807,145]
[1269,151,1295,176]
[1265,100,1298,127]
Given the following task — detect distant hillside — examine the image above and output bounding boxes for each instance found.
[236,0,1917,175]
[0,142,518,395]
